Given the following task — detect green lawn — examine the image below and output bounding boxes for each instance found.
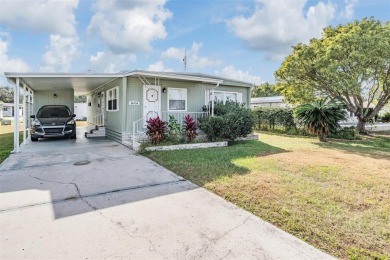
[143,133,390,259]
[0,132,23,164]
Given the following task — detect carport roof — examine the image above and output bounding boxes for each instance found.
[4,70,252,95]
[4,72,121,95]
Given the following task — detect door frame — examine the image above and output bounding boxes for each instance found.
[143,84,161,120]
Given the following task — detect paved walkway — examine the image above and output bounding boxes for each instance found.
[0,131,333,259]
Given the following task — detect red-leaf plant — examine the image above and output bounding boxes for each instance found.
[183,115,198,142]
[146,116,167,144]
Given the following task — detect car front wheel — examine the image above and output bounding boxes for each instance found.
[31,136,38,141]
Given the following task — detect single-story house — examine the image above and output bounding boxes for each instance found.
[250,96,289,109]
[0,102,23,117]
[5,70,253,152]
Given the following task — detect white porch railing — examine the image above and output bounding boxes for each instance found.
[160,111,208,127]
[88,113,104,129]
[131,111,209,148]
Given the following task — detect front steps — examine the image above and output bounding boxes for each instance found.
[85,126,106,138]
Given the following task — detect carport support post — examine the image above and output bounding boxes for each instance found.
[13,77,20,153]
[22,83,26,144]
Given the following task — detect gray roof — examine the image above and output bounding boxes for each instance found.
[4,70,253,95]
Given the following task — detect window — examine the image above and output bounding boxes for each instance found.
[168,88,187,111]
[210,91,242,103]
[106,87,119,111]
[225,92,237,101]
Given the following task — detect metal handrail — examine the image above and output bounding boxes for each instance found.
[88,113,104,129]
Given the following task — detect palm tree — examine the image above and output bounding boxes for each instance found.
[294,98,347,142]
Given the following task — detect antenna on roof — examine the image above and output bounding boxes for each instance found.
[183,50,187,71]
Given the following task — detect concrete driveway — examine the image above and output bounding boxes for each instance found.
[0,131,333,259]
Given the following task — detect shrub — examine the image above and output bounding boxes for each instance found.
[199,101,255,141]
[167,115,181,137]
[199,116,225,141]
[183,115,198,142]
[328,126,361,140]
[252,107,295,131]
[381,112,390,123]
[146,116,167,144]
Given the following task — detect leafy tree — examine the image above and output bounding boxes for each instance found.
[74,95,87,103]
[252,82,280,97]
[0,87,15,103]
[275,18,390,134]
[294,98,347,142]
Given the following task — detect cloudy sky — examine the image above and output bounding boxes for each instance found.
[0,0,389,85]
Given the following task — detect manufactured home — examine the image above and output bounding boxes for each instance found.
[5,70,253,151]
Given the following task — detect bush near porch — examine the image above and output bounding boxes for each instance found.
[144,133,390,259]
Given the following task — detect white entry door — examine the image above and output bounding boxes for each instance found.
[143,85,161,120]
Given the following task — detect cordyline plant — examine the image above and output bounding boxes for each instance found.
[146,116,167,144]
[294,97,347,142]
[183,115,197,142]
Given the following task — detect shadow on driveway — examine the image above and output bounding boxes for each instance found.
[0,130,195,219]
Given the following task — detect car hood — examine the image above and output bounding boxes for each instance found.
[37,117,72,125]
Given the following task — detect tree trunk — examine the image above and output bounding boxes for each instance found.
[318,131,327,142]
[357,118,367,134]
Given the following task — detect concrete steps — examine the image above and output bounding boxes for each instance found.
[85,126,106,138]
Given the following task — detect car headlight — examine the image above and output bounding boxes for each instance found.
[67,120,75,125]
[32,119,41,126]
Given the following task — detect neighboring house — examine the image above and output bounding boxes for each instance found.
[5,70,252,147]
[251,95,385,124]
[1,103,23,117]
[74,102,87,120]
[250,96,289,109]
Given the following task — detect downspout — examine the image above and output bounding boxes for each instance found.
[211,82,220,117]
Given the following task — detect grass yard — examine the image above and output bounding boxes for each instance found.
[143,133,390,259]
[0,132,23,164]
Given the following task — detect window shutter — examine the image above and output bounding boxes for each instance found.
[237,93,243,103]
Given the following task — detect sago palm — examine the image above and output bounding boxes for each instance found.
[294,98,347,142]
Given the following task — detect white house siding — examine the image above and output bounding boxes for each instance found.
[74,103,87,120]
[1,103,23,117]
[34,89,74,114]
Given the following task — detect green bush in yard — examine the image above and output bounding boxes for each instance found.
[252,107,295,131]
[199,101,255,141]
[381,112,390,123]
[199,116,225,141]
[328,126,361,140]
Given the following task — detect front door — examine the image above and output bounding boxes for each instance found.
[143,85,161,120]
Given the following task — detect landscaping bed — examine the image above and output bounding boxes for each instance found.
[144,133,390,259]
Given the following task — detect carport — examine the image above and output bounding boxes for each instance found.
[4,72,120,153]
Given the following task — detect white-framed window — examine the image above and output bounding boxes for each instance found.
[207,90,243,104]
[106,86,119,111]
[168,88,187,111]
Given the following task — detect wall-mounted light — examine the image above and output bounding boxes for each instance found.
[53,93,58,98]
[162,88,167,93]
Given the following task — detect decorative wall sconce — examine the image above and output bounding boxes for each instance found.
[162,88,167,93]
[53,93,58,98]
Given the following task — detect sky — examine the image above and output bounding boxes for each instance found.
[0,0,389,86]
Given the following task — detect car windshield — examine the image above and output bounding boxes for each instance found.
[37,106,71,118]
